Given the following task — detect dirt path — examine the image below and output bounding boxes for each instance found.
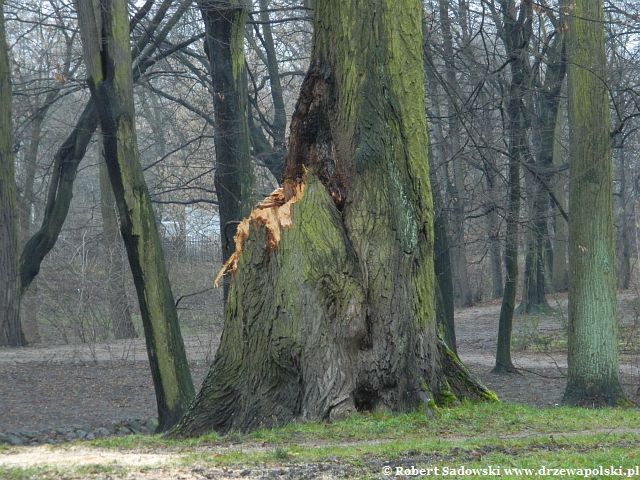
[0,293,638,434]
[2,427,639,479]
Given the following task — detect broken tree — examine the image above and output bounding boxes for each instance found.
[173,0,494,436]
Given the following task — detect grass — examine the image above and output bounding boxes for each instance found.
[2,402,639,479]
[0,464,125,480]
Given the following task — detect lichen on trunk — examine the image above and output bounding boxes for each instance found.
[172,0,493,437]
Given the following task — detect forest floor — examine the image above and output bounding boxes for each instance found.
[0,291,639,478]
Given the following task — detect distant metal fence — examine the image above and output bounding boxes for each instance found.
[161,237,219,263]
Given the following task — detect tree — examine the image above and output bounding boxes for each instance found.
[18,0,192,296]
[0,0,25,346]
[492,0,533,373]
[198,0,255,300]
[518,10,566,314]
[437,0,474,307]
[172,0,494,436]
[563,0,627,405]
[75,0,194,429]
[98,138,136,339]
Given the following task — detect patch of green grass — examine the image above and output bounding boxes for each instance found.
[89,402,639,450]
[177,431,639,473]
[0,464,126,480]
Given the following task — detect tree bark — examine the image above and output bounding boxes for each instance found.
[199,0,255,301]
[172,0,494,436]
[0,0,25,346]
[98,144,136,339]
[75,0,194,429]
[563,0,627,406]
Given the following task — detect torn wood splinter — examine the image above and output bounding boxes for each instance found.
[213,180,306,287]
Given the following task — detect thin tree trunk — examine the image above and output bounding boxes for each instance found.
[485,166,504,299]
[18,111,45,344]
[615,142,631,290]
[438,0,473,307]
[172,0,494,437]
[563,0,627,406]
[423,27,456,352]
[98,145,136,339]
[257,0,286,179]
[493,0,533,373]
[518,32,566,314]
[0,0,24,346]
[75,0,195,430]
[198,0,255,301]
[551,95,569,291]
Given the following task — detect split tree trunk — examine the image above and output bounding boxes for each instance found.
[563,0,627,406]
[0,0,25,346]
[75,0,194,430]
[173,0,493,436]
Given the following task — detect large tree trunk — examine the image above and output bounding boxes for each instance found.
[199,0,255,300]
[75,0,194,430]
[173,0,494,436]
[0,0,25,346]
[563,0,627,406]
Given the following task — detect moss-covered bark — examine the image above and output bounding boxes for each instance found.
[172,0,493,436]
[75,0,194,429]
[0,0,25,347]
[563,0,627,406]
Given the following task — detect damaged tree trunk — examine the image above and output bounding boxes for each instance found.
[172,0,494,436]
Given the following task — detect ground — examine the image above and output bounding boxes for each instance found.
[0,292,638,478]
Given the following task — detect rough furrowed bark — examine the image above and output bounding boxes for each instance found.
[0,0,24,346]
[172,0,494,437]
[563,0,628,406]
